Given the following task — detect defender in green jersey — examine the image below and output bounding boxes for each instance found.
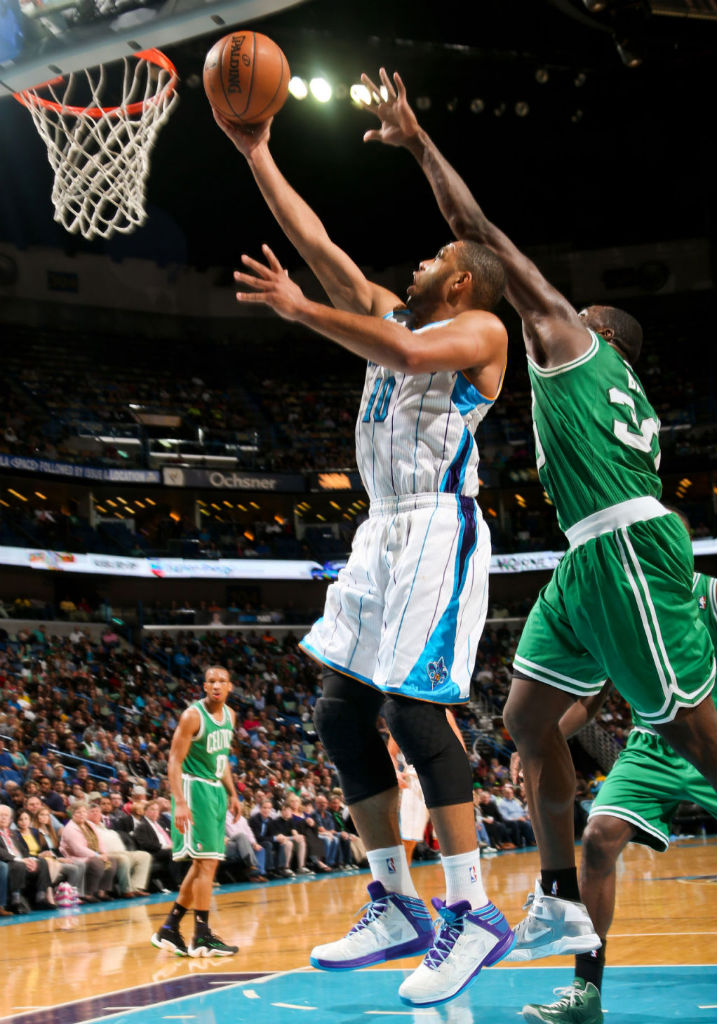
[364,71,717,964]
[522,571,717,1024]
[151,665,240,959]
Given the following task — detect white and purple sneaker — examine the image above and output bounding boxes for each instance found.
[309,881,434,971]
[398,898,515,1007]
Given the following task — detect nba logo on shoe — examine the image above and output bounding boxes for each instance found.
[469,865,477,883]
[386,857,396,873]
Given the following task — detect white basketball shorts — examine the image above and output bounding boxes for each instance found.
[299,492,490,703]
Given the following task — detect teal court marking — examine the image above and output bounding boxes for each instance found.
[37,964,715,1024]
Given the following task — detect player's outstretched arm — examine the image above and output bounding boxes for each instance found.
[213,110,397,317]
[235,245,506,374]
[361,70,587,363]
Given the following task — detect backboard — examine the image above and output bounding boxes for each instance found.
[0,0,306,95]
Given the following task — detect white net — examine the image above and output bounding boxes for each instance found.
[16,50,178,240]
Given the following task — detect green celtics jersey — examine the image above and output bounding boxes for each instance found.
[182,700,233,781]
[632,572,717,730]
[528,331,662,533]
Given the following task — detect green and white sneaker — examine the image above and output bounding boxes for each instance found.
[522,979,603,1024]
[188,931,239,957]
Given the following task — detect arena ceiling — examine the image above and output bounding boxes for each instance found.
[0,0,715,275]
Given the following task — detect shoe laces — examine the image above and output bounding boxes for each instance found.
[548,985,586,1009]
[348,895,388,935]
[424,901,467,970]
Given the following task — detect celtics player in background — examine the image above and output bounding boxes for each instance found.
[151,665,240,957]
[361,68,717,958]
[522,568,717,1023]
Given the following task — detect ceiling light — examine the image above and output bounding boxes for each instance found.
[309,77,332,103]
[469,98,484,114]
[615,36,643,68]
[515,101,530,117]
[288,76,308,100]
[350,83,371,105]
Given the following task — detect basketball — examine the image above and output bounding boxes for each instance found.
[203,30,290,125]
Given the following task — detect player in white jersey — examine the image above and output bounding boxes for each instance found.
[215,103,515,1007]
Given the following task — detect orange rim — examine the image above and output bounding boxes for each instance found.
[12,48,178,118]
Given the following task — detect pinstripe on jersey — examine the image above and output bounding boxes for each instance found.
[354,310,502,503]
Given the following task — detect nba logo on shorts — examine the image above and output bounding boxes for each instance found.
[469,865,477,883]
[386,857,396,874]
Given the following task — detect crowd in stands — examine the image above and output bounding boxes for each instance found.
[0,597,645,914]
[2,299,715,487]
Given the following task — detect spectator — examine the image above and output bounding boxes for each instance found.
[272,801,311,876]
[313,793,341,868]
[86,803,151,897]
[224,802,267,882]
[495,782,536,848]
[249,798,284,878]
[133,799,182,892]
[12,809,57,908]
[475,788,513,850]
[59,803,116,902]
[0,804,53,911]
[33,805,84,892]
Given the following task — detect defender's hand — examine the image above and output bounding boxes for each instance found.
[361,69,420,148]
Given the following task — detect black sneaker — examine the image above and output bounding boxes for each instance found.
[151,925,188,957]
[188,932,239,957]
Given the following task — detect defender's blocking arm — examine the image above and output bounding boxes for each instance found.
[361,70,588,364]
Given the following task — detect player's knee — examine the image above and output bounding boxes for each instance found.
[383,696,472,808]
[313,694,396,803]
[502,687,529,743]
[581,816,626,873]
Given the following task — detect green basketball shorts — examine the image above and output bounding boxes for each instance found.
[589,728,717,850]
[171,775,227,860]
[514,512,715,723]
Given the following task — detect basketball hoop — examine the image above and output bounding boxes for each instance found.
[14,49,179,240]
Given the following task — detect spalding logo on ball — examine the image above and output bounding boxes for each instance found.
[203,31,290,124]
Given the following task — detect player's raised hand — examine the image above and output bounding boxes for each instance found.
[361,69,420,148]
[213,107,272,157]
[234,244,306,321]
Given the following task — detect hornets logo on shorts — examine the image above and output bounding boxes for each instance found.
[427,657,448,688]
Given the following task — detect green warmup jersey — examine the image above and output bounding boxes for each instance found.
[632,572,717,732]
[528,330,662,533]
[183,700,234,781]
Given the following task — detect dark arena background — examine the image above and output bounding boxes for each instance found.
[0,1,715,1022]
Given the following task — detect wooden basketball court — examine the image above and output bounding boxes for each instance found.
[1,839,715,1024]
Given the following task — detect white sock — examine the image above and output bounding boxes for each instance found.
[441,848,488,910]
[367,845,419,898]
